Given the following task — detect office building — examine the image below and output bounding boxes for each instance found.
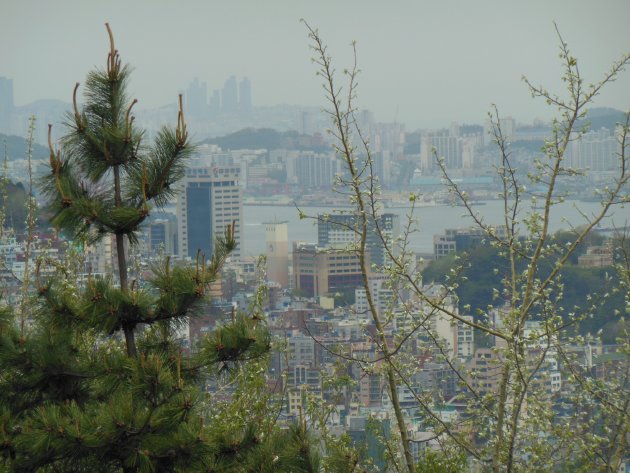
[290,151,341,188]
[293,242,366,301]
[372,150,392,187]
[222,75,238,114]
[433,226,507,259]
[317,212,399,267]
[354,274,394,318]
[177,166,243,260]
[186,78,208,118]
[143,217,177,257]
[420,130,463,171]
[265,220,289,287]
[483,116,516,146]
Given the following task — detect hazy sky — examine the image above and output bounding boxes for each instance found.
[2,0,629,129]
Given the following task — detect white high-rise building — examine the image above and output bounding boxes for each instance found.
[177,166,243,260]
[429,309,474,359]
[566,128,619,172]
[420,131,463,171]
[287,151,341,188]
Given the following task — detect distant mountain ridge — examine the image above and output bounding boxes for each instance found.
[576,107,626,132]
[200,127,329,151]
[4,107,623,159]
[0,133,48,161]
[14,98,69,112]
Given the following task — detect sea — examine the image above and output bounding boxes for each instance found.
[241,200,630,258]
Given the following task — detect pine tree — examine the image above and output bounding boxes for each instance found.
[0,24,320,472]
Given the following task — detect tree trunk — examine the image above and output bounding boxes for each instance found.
[114,165,137,358]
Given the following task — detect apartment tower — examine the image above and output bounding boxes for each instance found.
[177,166,242,260]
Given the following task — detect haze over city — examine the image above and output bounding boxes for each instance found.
[2,2,630,471]
[2,0,630,129]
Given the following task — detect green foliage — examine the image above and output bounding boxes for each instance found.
[549,229,605,265]
[303,20,630,473]
[0,24,322,473]
[0,180,33,233]
[416,449,467,473]
[422,244,508,315]
[421,234,623,340]
[0,259,285,470]
[234,424,321,473]
[40,31,193,245]
[321,433,361,473]
[198,313,270,374]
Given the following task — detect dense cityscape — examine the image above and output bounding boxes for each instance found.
[1,67,629,469]
[1,3,629,471]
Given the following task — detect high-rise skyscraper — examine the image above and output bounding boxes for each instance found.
[291,151,341,188]
[420,130,463,171]
[221,75,238,114]
[239,77,252,113]
[209,90,221,116]
[186,78,208,118]
[177,166,243,260]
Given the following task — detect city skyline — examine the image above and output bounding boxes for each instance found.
[2,0,629,130]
